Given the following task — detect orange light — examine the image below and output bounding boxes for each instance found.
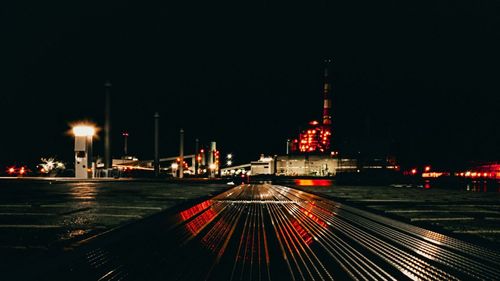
[424,166,431,172]
[8,167,15,174]
[295,179,331,186]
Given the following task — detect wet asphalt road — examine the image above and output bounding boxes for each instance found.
[33,184,500,281]
[0,180,229,278]
[293,183,500,246]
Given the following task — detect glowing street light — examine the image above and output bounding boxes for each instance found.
[72,124,95,179]
[72,125,95,137]
[171,163,179,177]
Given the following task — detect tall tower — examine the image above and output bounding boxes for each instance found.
[291,59,333,154]
[104,81,112,170]
[322,59,332,126]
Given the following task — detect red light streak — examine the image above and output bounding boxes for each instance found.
[179,200,213,221]
[184,208,217,236]
[291,220,313,245]
[294,179,332,186]
[299,207,328,228]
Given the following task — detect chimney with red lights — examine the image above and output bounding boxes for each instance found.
[322,59,332,126]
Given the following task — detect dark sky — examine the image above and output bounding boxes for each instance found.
[2,1,500,169]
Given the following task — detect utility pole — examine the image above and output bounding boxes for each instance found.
[122,132,129,156]
[179,128,184,178]
[194,138,199,175]
[104,81,112,170]
[154,112,160,177]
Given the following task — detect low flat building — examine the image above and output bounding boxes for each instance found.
[276,155,341,176]
[251,156,275,175]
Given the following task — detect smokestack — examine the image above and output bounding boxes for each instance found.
[104,81,112,170]
[154,112,160,177]
[179,128,184,178]
[322,59,332,126]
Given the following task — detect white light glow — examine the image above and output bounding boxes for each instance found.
[73,125,95,137]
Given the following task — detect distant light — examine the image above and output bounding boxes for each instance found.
[209,164,216,170]
[171,163,178,169]
[8,167,15,174]
[73,125,95,137]
[227,154,232,160]
[424,166,431,172]
[411,169,417,175]
[227,160,232,166]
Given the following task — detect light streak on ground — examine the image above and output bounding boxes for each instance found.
[53,184,500,281]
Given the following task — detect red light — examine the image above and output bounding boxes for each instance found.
[8,167,15,174]
[424,166,431,172]
[411,169,417,175]
[292,220,313,245]
[295,179,331,186]
[180,200,213,221]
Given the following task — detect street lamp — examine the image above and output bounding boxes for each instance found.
[72,124,95,179]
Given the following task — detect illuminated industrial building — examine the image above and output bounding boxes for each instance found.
[291,59,333,154]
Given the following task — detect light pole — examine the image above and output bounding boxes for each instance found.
[154,112,160,177]
[179,128,184,179]
[104,81,111,170]
[122,132,129,157]
[72,125,95,179]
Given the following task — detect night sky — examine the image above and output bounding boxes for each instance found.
[2,1,500,169]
